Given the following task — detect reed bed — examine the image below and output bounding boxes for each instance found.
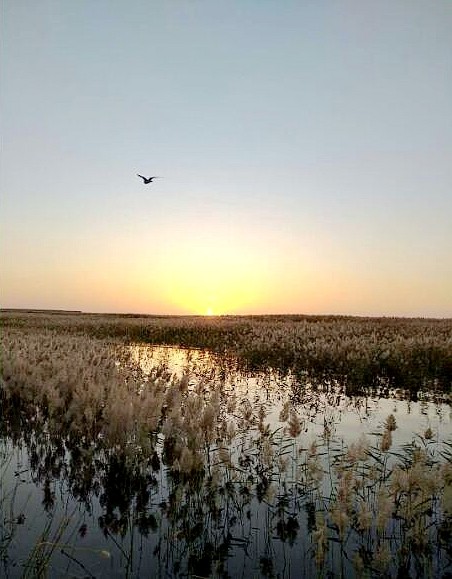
[1,320,452,577]
[2,310,452,393]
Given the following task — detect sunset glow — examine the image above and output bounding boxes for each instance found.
[153,236,267,315]
[1,2,451,317]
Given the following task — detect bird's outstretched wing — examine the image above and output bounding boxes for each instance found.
[137,174,146,181]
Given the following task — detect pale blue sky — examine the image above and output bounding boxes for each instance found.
[1,0,451,316]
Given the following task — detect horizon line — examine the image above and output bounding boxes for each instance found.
[1,307,450,321]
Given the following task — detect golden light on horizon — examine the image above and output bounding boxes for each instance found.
[152,235,269,315]
[128,220,360,316]
[165,268,263,315]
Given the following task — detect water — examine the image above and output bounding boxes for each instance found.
[127,344,452,447]
[1,345,451,578]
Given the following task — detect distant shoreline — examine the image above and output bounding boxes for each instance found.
[0,308,449,321]
[0,308,83,315]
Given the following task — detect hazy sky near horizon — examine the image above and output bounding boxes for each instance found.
[1,0,451,316]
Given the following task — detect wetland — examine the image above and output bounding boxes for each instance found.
[1,311,452,578]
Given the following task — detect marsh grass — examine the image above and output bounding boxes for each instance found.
[22,514,72,578]
[2,311,452,393]
[1,314,451,576]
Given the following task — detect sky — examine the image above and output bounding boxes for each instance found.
[1,0,451,317]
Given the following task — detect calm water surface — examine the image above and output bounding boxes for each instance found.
[129,344,452,445]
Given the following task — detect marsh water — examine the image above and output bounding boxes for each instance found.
[1,344,452,578]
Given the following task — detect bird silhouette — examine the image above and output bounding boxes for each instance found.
[137,174,161,184]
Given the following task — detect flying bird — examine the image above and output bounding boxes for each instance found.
[137,174,161,184]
